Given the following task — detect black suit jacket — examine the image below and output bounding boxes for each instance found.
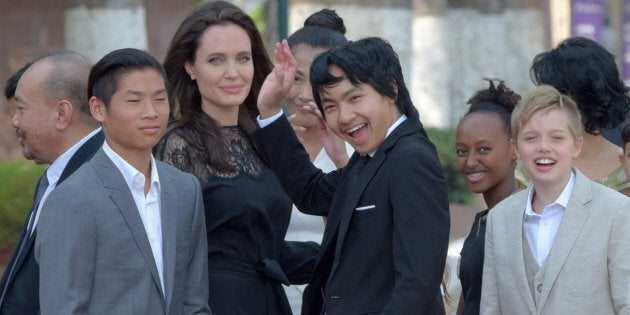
[0,130,104,315]
[251,116,450,314]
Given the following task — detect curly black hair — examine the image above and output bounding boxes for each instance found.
[530,37,630,134]
[465,78,521,135]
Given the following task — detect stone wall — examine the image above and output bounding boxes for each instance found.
[412,7,544,127]
[289,0,545,128]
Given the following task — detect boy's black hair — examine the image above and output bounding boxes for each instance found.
[88,48,167,106]
[310,37,418,119]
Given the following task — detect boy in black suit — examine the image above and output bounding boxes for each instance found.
[253,37,450,314]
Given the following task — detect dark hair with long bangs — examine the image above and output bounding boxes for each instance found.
[530,36,630,134]
[162,0,272,172]
[310,37,418,119]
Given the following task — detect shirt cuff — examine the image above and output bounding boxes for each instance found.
[256,110,284,128]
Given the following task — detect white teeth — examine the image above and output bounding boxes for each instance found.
[347,124,364,134]
[468,171,484,177]
[536,158,555,164]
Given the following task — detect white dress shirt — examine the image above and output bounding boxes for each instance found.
[102,141,165,293]
[523,170,575,266]
[29,128,102,234]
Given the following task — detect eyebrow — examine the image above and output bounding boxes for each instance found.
[320,85,360,104]
[124,88,167,96]
[205,50,251,57]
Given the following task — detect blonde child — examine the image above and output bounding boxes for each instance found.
[481,85,630,314]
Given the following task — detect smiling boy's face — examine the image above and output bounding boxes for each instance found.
[90,68,169,159]
[515,107,582,191]
[319,65,401,155]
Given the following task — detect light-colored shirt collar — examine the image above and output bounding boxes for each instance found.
[367,114,407,157]
[524,170,575,217]
[46,128,101,187]
[102,141,160,194]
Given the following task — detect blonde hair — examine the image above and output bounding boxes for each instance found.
[511,85,582,140]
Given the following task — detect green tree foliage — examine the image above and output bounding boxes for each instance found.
[0,161,45,249]
[425,127,472,204]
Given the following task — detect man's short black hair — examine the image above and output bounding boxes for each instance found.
[310,37,418,119]
[4,62,32,100]
[88,48,167,106]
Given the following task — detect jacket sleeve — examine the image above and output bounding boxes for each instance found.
[35,185,96,315]
[182,175,212,314]
[480,209,500,315]
[250,115,343,216]
[382,146,450,314]
[279,240,320,285]
[609,198,630,314]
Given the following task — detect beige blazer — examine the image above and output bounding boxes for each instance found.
[481,169,630,315]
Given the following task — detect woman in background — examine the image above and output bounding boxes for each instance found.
[529,36,630,195]
[155,2,316,314]
[455,79,522,315]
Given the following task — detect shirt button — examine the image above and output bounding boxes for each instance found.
[537,284,543,293]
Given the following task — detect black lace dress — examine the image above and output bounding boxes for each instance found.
[155,126,317,315]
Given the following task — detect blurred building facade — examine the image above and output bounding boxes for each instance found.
[0,0,627,159]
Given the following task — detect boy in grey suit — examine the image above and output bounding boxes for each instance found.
[35,48,210,315]
[481,85,630,314]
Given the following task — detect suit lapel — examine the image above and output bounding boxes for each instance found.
[537,171,590,310]
[503,194,537,315]
[159,164,176,313]
[92,150,165,299]
[329,152,384,280]
[10,174,47,274]
[0,213,31,292]
[327,117,419,281]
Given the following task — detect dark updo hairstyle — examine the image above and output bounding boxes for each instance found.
[530,36,630,134]
[464,78,521,136]
[162,1,273,172]
[287,8,347,51]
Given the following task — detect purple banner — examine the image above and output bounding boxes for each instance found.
[571,0,605,42]
[623,0,630,82]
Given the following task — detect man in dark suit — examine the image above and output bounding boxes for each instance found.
[253,37,450,314]
[0,51,103,315]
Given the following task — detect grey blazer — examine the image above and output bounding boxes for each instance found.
[481,169,630,315]
[35,149,210,315]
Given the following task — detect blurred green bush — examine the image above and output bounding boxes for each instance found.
[426,127,473,204]
[0,160,46,249]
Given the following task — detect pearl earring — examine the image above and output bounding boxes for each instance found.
[190,74,196,80]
